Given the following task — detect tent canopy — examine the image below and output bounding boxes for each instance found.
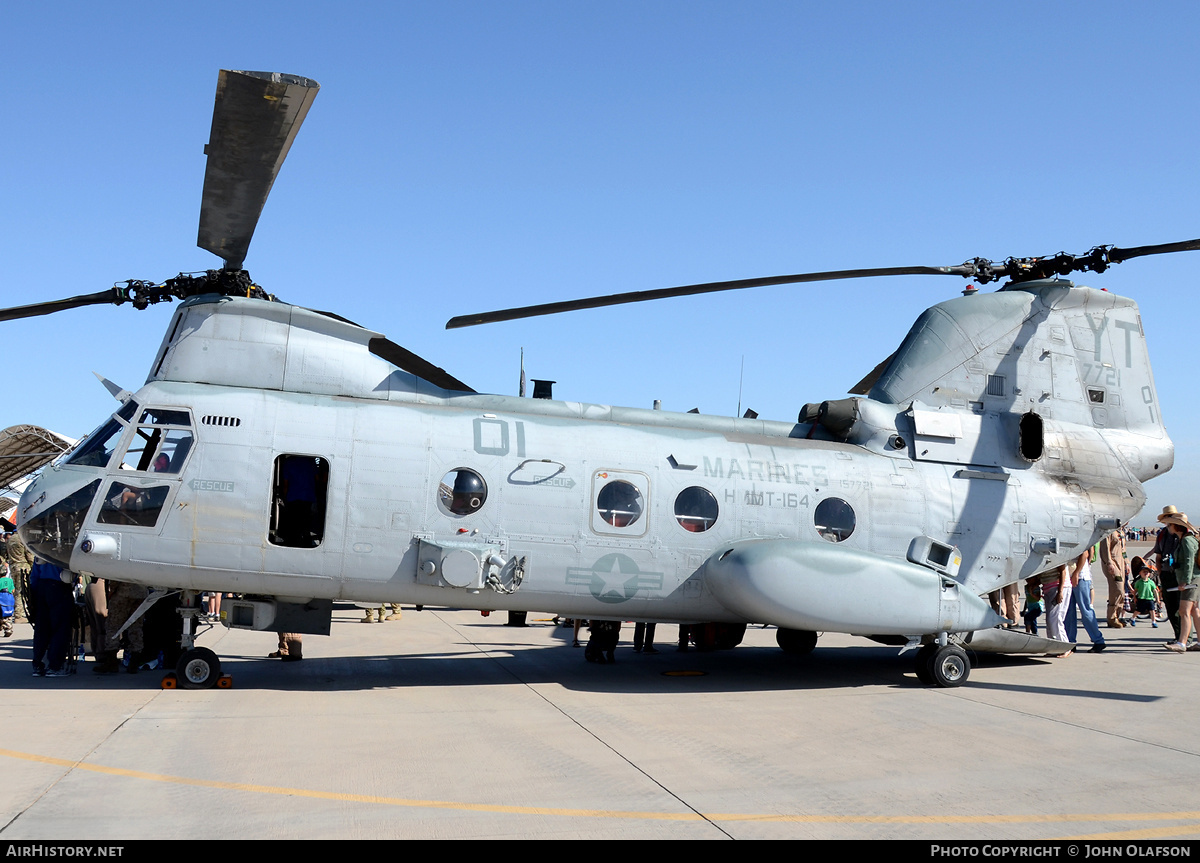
[0,425,75,491]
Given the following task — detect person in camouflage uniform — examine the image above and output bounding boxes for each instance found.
[95,579,147,674]
[2,527,34,622]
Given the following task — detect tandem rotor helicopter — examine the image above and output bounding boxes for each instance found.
[5,70,1188,689]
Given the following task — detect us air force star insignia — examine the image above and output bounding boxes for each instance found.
[565,553,664,604]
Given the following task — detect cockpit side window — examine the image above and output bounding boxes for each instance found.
[119,409,194,474]
[121,426,162,471]
[139,408,191,426]
[97,482,170,528]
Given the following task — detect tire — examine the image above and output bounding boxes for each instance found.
[914,643,937,684]
[176,647,221,689]
[775,628,819,655]
[930,644,970,688]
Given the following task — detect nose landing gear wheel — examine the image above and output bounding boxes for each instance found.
[177,647,222,689]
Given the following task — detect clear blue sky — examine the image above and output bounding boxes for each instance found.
[3,1,1198,525]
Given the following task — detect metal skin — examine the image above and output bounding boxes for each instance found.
[15,276,1169,673]
[704,541,998,635]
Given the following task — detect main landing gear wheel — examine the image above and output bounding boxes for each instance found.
[177,647,222,689]
[776,628,819,655]
[915,643,970,687]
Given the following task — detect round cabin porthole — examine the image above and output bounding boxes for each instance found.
[597,479,644,528]
[814,497,855,542]
[674,486,718,533]
[438,468,487,517]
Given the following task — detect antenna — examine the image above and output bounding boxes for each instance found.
[736,355,745,417]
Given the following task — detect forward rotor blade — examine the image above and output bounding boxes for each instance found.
[197,70,320,270]
[446,265,964,329]
[368,337,475,393]
[0,289,121,323]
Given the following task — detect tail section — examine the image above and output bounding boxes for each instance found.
[868,278,1172,482]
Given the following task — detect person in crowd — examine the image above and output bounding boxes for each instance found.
[1160,511,1200,653]
[29,558,74,677]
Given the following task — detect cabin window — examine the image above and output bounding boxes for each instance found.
[269,455,329,548]
[597,480,644,528]
[1019,411,1044,462]
[674,487,718,533]
[97,482,170,528]
[437,468,488,517]
[814,497,855,542]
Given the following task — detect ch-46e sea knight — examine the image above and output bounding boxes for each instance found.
[5,70,1181,689]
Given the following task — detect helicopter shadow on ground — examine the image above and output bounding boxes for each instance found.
[115,640,1161,700]
[0,617,1160,700]
[0,640,1161,701]
[963,651,1162,701]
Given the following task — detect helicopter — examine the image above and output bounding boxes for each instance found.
[5,70,1184,689]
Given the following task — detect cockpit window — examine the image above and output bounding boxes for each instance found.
[64,401,141,469]
[119,409,194,474]
[97,482,170,528]
[21,478,102,567]
[66,419,125,469]
[120,426,194,474]
[139,408,191,427]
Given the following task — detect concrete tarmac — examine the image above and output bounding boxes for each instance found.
[1,560,1198,840]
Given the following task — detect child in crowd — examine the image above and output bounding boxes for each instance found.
[1022,578,1044,635]
[1131,556,1162,628]
[0,562,14,637]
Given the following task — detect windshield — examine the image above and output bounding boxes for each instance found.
[65,419,124,469]
[63,401,139,470]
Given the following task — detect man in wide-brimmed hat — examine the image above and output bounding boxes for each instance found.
[1160,511,1200,653]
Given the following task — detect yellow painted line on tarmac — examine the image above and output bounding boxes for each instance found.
[4,746,1200,829]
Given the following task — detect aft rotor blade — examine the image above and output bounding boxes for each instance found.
[0,289,121,323]
[446,265,967,329]
[1109,237,1200,265]
[197,70,320,270]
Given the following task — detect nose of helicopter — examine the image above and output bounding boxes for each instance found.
[17,467,103,569]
